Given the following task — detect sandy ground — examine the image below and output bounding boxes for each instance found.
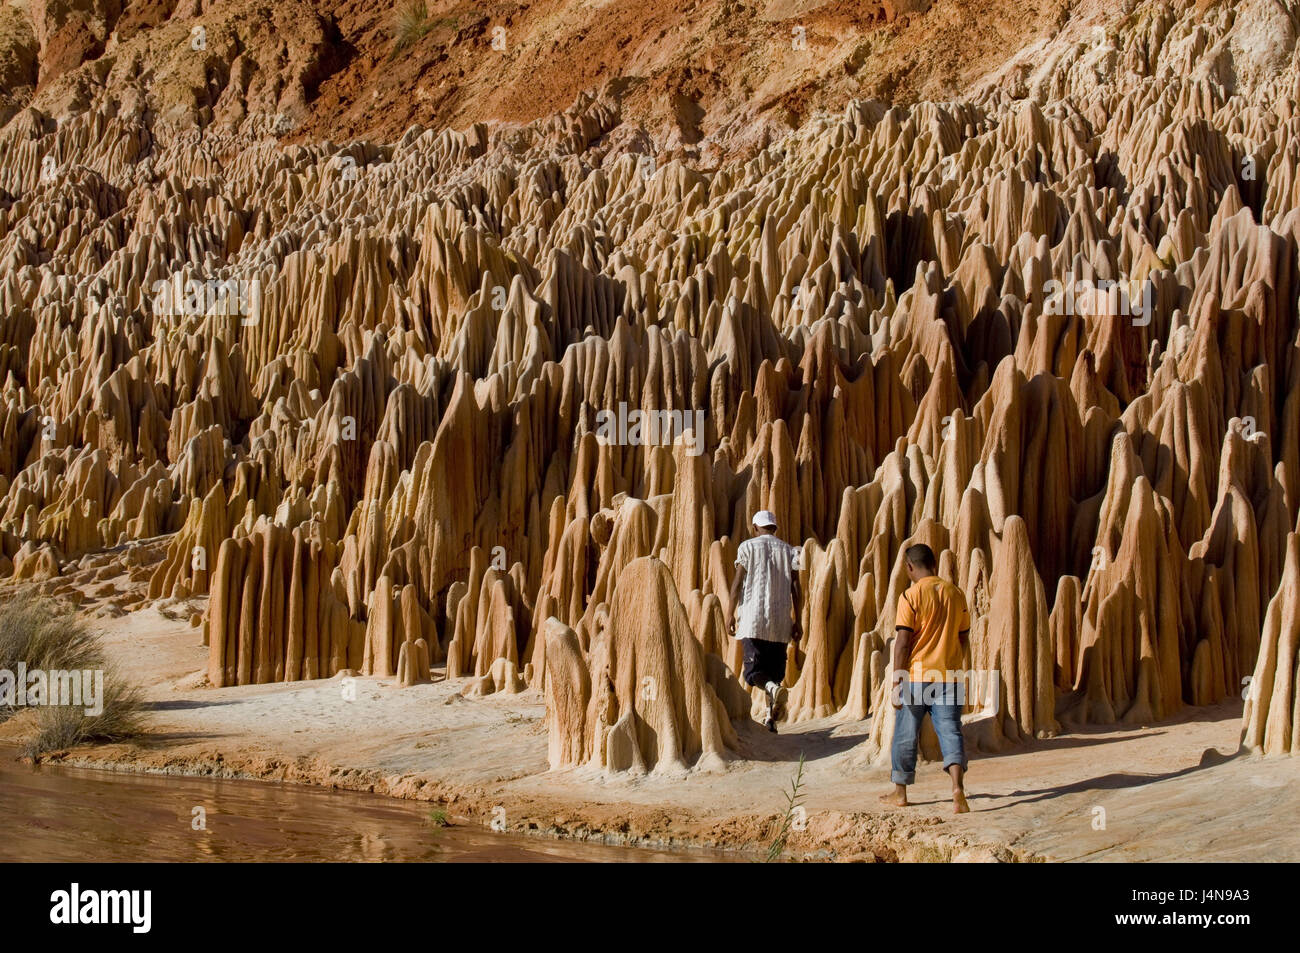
[5,603,1297,862]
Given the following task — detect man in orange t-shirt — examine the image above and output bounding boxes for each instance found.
[881,543,971,814]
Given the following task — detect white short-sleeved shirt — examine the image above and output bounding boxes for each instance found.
[734,534,798,643]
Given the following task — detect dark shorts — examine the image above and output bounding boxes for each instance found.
[741,638,788,688]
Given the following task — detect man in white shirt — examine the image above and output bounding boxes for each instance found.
[728,510,802,732]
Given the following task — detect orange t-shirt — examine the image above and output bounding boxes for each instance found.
[895,575,970,681]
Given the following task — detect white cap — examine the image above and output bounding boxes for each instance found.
[752,510,778,529]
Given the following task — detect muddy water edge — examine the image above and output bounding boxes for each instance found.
[0,747,746,862]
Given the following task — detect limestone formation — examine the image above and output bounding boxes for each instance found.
[1241,529,1300,755]
[544,558,742,773]
[2,0,1299,771]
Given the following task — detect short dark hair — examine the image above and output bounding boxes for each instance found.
[904,543,937,572]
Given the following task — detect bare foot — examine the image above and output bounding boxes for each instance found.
[952,789,970,814]
[879,788,908,807]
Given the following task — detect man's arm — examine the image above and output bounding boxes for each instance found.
[958,596,971,656]
[891,626,914,709]
[728,565,746,635]
[790,576,802,641]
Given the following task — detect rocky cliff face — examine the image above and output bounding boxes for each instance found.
[3,0,1300,769]
[12,0,1295,163]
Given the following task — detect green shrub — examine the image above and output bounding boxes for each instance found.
[392,0,433,51]
[23,667,144,758]
[0,591,100,716]
[0,589,145,756]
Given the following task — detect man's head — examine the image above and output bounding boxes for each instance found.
[752,510,778,536]
[904,543,938,582]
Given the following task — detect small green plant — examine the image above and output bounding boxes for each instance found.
[765,752,808,862]
[427,807,449,828]
[392,0,434,52]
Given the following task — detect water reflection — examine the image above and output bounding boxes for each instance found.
[0,752,738,863]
